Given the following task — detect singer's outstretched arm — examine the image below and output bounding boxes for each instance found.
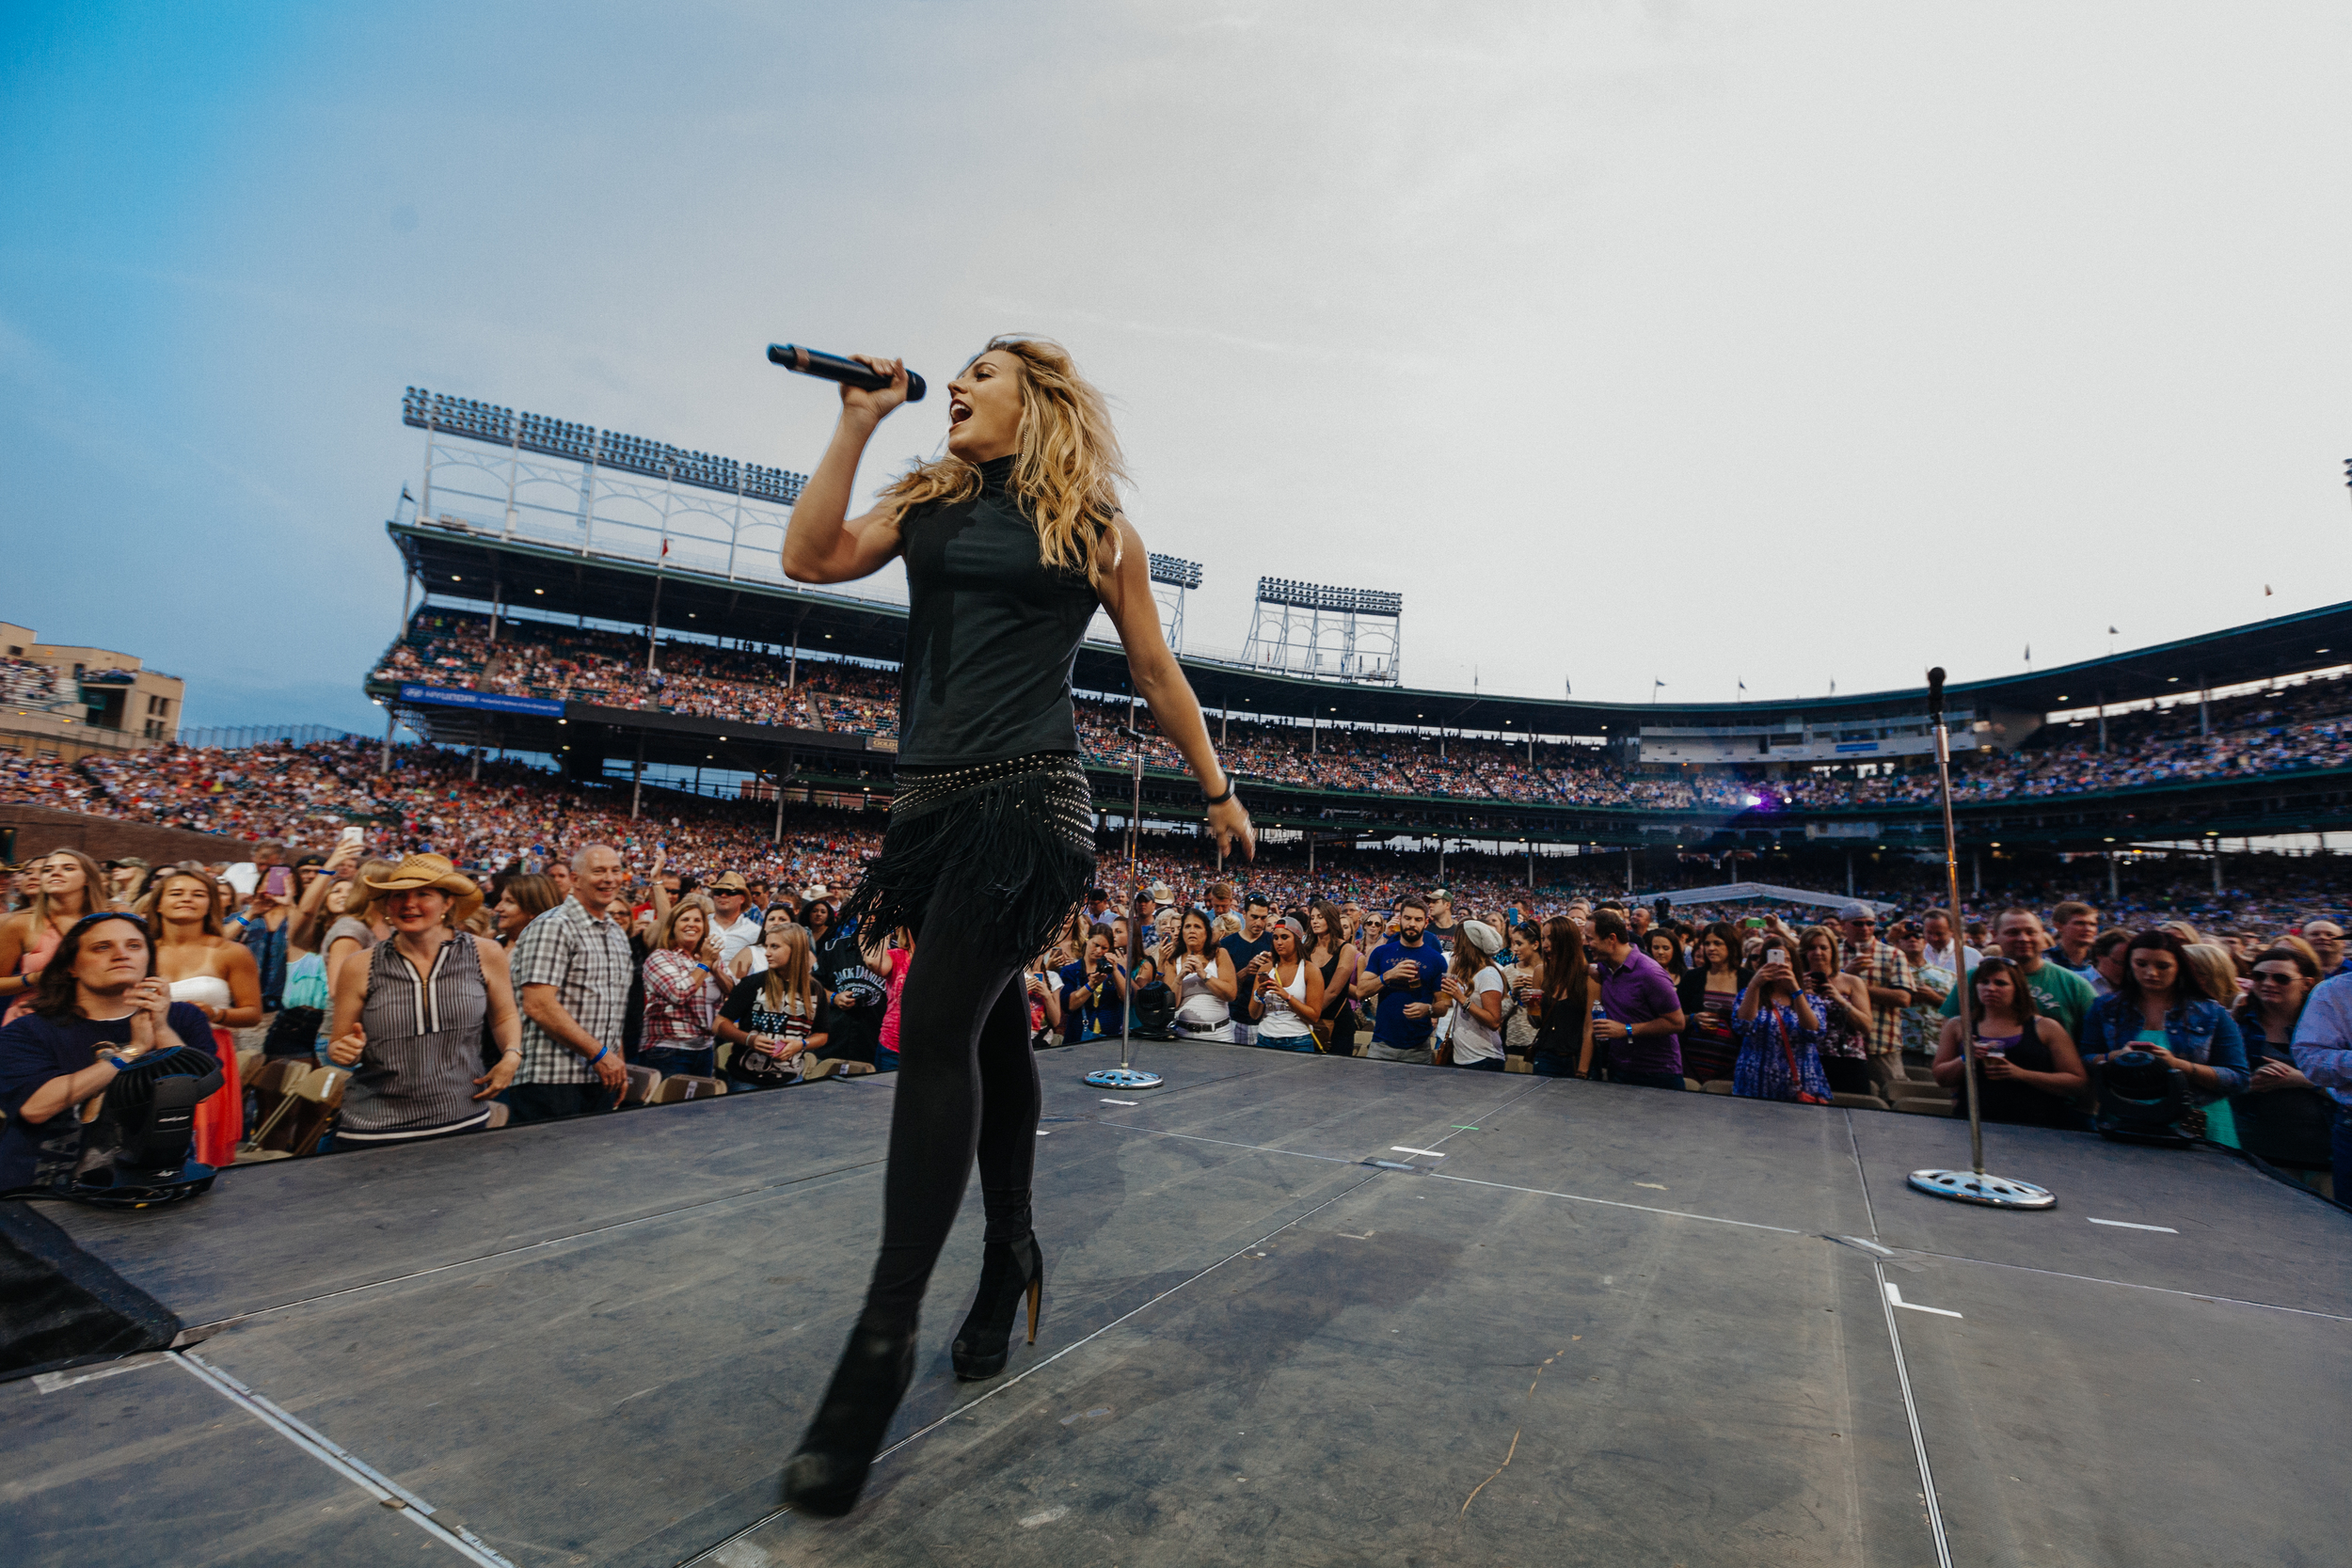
[781,355,911,585]
[1097,515,1255,862]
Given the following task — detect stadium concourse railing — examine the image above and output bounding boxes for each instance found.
[362,663,2352,853]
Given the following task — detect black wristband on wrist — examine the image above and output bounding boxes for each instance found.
[1202,776,1236,806]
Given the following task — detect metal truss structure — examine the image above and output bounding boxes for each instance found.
[1148,552,1202,657]
[1240,577,1403,686]
[404,388,811,587]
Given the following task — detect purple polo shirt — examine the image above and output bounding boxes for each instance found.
[1597,949,1683,1076]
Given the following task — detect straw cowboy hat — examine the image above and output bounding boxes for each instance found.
[361,854,484,924]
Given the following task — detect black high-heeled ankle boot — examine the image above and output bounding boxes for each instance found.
[781,1309,918,1517]
[951,1232,1044,1382]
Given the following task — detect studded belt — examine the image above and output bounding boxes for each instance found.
[889,752,1093,838]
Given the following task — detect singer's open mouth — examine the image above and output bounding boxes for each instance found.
[949,401,972,425]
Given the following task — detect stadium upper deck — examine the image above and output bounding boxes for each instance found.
[379,388,2352,853]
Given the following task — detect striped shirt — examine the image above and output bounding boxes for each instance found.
[340,933,491,1142]
[512,896,633,1085]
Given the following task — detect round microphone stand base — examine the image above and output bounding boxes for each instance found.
[1906,1168,2057,1209]
[1083,1067,1164,1090]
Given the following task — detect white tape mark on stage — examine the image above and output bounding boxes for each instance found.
[1100,1099,1137,1105]
[169,1352,517,1566]
[1391,1146,1447,1158]
[2088,1217,2178,1233]
[33,1353,168,1393]
[1900,1246,2352,1323]
[1884,1282,1963,1319]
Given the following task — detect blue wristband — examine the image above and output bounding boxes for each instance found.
[106,1055,135,1071]
[588,1044,611,1066]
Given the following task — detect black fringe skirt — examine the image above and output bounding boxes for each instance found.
[837,752,1097,965]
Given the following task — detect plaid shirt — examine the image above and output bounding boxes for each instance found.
[1844,939,1919,1058]
[511,896,633,1085]
[641,946,726,1052]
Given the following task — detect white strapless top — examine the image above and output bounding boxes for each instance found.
[170,975,233,1009]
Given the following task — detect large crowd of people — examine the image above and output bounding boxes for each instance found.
[4,830,2347,1207]
[373,611,900,739]
[4,616,2348,1204]
[370,612,2352,811]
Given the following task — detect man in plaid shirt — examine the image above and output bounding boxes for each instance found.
[503,844,634,1124]
[1838,901,1923,1097]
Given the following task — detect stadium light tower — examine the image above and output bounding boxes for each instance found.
[1148,552,1202,657]
[1242,578,1403,685]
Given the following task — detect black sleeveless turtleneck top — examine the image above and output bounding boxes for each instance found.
[894,455,1101,767]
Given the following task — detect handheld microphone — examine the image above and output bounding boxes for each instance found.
[766,344,927,403]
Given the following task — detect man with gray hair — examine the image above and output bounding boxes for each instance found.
[503,844,633,1124]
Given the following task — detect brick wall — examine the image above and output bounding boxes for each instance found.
[0,804,279,866]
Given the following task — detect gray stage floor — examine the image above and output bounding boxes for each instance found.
[9,1040,2348,1567]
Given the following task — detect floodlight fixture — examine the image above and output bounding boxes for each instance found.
[1148,553,1203,590]
[1253,578,1403,617]
[405,387,810,506]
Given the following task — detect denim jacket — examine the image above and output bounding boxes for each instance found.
[2081,993,2249,1102]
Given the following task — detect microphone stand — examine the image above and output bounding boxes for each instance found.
[1084,722,1164,1091]
[1907,666,2055,1210]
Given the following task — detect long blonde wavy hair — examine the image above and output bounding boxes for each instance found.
[880,336,1128,585]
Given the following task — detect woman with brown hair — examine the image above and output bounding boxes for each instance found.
[1305,898,1362,1055]
[1730,945,1830,1104]
[1675,922,1750,1084]
[149,869,263,1032]
[1528,914,1595,1078]
[2227,944,2333,1178]
[1795,926,1875,1096]
[0,912,217,1190]
[1930,955,2086,1127]
[1437,920,1507,1069]
[774,337,1252,1514]
[1160,907,1232,1042]
[0,848,108,1025]
[1241,915,1327,1053]
[150,867,261,1167]
[492,873,564,946]
[324,860,398,996]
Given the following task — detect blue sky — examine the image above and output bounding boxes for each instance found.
[7,3,2350,730]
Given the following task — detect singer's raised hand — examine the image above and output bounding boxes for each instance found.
[782,354,914,586]
[839,355,911,422]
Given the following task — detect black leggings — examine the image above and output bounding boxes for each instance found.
[863,895,1041,1323]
